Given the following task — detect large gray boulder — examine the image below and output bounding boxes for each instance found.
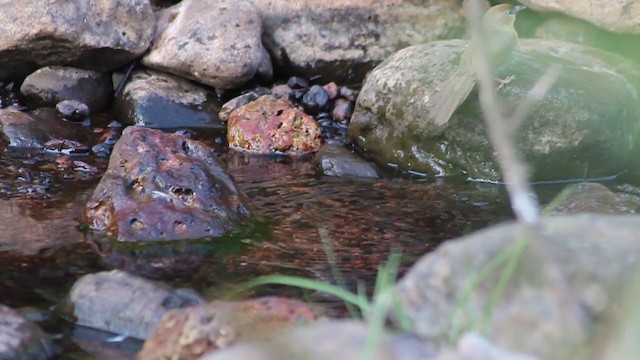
[256,0,464,83]
[143,0,267,90]
[396,214,640,359]
[349,39,640,181]
[518,0,640,34]
[0,0,154,80]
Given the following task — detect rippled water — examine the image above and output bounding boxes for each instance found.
[0,148,523,358]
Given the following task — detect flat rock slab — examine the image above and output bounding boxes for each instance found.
[0,304,55,360]
[85,126,252,241]
[519,0,640,34]
[143,0,267,89]
[138,297,318,360]
[543,182,639,215]
[256,0,464,83]
[0,0,155,80]
[58,270,203,340]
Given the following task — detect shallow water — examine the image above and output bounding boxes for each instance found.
[0,147,552,358]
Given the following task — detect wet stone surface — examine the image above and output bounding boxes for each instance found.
[85,126,252,241]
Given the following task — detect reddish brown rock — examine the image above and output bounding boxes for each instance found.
[137,297,318,360]
[85,126,251,241]
[227,95,322,155]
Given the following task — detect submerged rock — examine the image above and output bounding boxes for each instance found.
[349,39,640,181]
[143,0,267,89]
[227,95,322,155]
[138,297,318,360]
[314,143,379,178]
[543,182,639,215]
[0,304,55,360]
[256,0,464,83]
[113,70,224,133]
[20,66,112,112]
[0,108,89,149]
[396,214,640,359]
[58,270,203,340]
[85,126,252,241]
[0,0,154,80]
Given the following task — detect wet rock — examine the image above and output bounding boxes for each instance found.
[270,84,293,99]
[138,297,318,360]
[339,86,358,103]
[519,0,640,34]
[227,95,322,155]
[331,98,354,123]
[200,320,434,360]
[143,0,267,90]
[349,40,640,181]
[286,76,309,90]
[0,304,55,360]
[301,85,329,114]
[58,270,203,340]
[254,46,274,84]
[20,66,112,112]
[113,70,224,133]
[322,82,339,100]
[43,139,90,156]
[314,144,378,178]
[256,0,464,83]
[542,182,639,215]
[219,88,271,122]
[0,1,154,80]
[56,100,90,122]
[0,108,88,149]
[396,214,640,359]
[85,126,252,241]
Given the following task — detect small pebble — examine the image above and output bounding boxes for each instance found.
[339,86,358,102]
[56,100,90,122]
[332,98,354,123]
[302,85,329,114]
[287,76,309,90]
[323,82,339,99]
[271,84,293,99]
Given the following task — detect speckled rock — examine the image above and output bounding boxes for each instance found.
[542,182,639,215]
[227,95,322,155]
[314,144,379,178]
[143,0,267,89]
[137,297,318,360]
[85,126,252,241]
[114,70,224,132]
[256,0,464,83]
[349,39,640,181]
[396,214,640,359]
[58,270,203,340]
[0,0,155,80]
[20,66,112,112]
[519,0,640,34]
[0,304,55,360]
